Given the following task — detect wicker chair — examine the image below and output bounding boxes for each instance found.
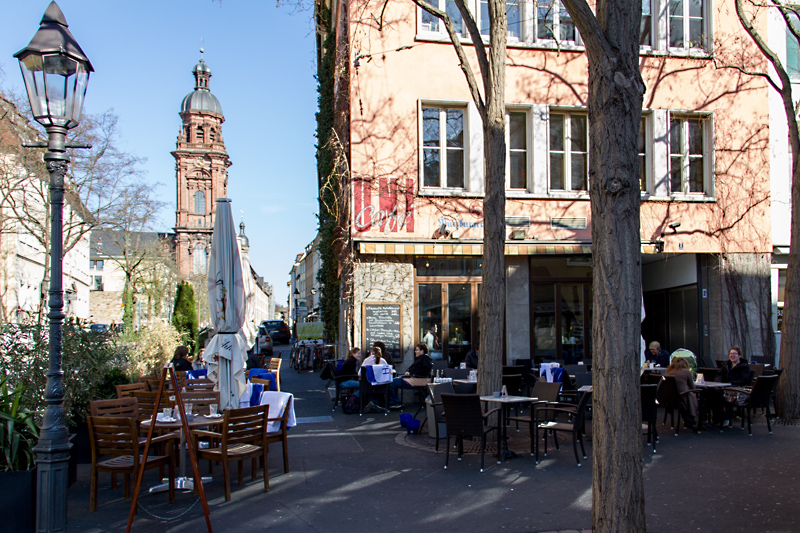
[535,391,592,466]
[641,384,659,452]
[440,393,499,472]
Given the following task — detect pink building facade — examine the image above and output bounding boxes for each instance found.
[319,0,775,365]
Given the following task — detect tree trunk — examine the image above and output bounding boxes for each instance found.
[560,0,647,530]
[778,133,800,418]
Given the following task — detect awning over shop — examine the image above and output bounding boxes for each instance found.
[358,242,661,255]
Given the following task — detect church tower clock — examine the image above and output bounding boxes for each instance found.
[173,51,231,278]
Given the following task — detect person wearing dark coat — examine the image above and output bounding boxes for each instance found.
[172,345,194,372]
[464,340,480,369]
[709,346,751,427]
[645,341,671,367]
[389,344,433,406]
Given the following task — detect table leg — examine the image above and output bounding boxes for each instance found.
[149,426,212,493]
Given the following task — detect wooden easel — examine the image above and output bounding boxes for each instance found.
[126,363,213,532]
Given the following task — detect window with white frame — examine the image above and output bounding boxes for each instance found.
[549,111,588,192]
[422,105,466,189]
[507,110,528,189]
[93,276,103,291]
[480,0,523,41]
[640,0,653,47]
[787,9,800,80]
[536,0,577,43]
[419,0,466,36]
[669,115,707,194]
[668,0,706,50]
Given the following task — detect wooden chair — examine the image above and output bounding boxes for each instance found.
[440,393,499,472]
[260,392,293,474]
[116,383,147,398]
[91,397,139,418]
[535,391,593,466]
[87,415,176,511]
[179,391,221,415]
[132,390,172,423]
[184,378,216,392]
[268,359,281,390]
[251,377,272,393]
[191,404,269,501]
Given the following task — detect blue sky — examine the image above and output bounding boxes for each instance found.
[0,0,321,307]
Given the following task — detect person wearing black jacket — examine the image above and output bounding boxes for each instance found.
[172,345,194,372]
[389,344,432,406]
[709,346,752,427]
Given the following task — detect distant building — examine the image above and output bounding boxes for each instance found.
[0,95,90,324]
[173,52,231,279]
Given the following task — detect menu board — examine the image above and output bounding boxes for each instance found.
[362,302,403,363]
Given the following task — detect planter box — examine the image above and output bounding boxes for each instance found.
[0,467,36,532]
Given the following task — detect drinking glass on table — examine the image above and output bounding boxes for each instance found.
[209,404,218,416]
[184,403,193,416]
[162,407,173,419]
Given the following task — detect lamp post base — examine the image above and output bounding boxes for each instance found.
[34,439,72,533]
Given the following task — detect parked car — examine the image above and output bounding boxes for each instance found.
[261,320,290,344]
[256,325,273,355]
[90,323,108,334]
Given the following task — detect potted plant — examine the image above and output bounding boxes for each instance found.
[0,376,39,532]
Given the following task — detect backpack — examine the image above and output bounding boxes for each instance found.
[343,393,360,414]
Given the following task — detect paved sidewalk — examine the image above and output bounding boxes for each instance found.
[66,346,800,532]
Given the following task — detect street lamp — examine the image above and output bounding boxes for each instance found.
[14,2,93,531]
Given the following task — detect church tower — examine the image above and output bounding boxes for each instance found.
[173,51,231,278]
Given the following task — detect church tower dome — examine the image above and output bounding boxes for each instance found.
[172,50,232,279]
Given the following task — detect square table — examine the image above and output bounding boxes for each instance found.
[480,395,537,461]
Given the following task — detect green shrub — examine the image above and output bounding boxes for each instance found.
[0,377,39,472]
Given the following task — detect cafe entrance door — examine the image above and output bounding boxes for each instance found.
[416,257,482,367]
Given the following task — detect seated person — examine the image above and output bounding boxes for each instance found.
[373,341,394,367]
[709,346,750,427]
[362,346,388,366]
[389,343,433,406]
[339,347,361,389]
[464,340,479,369]
[664,357,699,431]
[172,345,194,372]
[717,346,751,385]
[645,341,670,367]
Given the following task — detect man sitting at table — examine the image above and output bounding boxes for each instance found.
[464,340,479,369]
[645,341,670,367]
[389,343,432,408]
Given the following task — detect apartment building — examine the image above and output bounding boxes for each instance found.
[318,0,775,365]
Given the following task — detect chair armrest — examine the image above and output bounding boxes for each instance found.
[724,386,752,394]
[482,407,501,420]
[150,432,180,445]
[191,429,222,439]
[335,374,358,384]
[534,406,579,421]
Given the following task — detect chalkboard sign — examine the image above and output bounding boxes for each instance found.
[362,302,403,363]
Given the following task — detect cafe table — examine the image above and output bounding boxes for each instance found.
[402,377,431,417]
[480,395,537,461]
[694,381,731,388]
[142,413,223,492]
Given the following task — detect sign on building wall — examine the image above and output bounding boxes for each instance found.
[362,302,403,363]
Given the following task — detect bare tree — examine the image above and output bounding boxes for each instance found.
[413,0,507,400]
[731,0,800,419]
[557,0,646,530]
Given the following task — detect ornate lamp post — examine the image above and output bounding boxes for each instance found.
[14,2,93,531]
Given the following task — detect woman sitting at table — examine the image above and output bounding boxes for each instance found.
[664,356,699,432]
[339,347,361,387]
[362,346,388,366]
[171,345,194,372]
[373,341,394,367]
[717,346,751,385]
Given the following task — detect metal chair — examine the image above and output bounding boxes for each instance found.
[425,381,455,452]
[535,391,592,466]
[507,381,561,453]
[724,375,779,435]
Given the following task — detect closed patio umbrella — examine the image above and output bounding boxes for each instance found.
[202,198,248,411]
